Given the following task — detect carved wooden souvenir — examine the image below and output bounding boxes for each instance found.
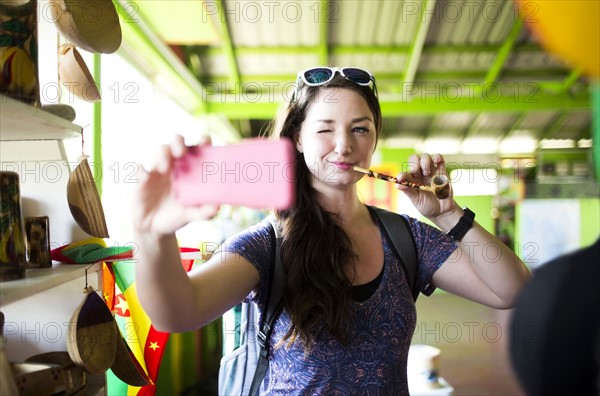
[0,171,26,281]
[24,216,51,268]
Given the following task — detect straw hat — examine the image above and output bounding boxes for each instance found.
[49,0,122,54]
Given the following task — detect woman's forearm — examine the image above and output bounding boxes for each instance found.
[457,222,531,304]
[434,207,531,307]
[134,231,201,332]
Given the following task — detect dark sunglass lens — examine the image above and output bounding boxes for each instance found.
[343,68,371,84]
[304,68,333,84]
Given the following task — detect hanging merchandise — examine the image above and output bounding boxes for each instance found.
[48,0,122,54]
[67,285,118,375]
[67,156,109,238]
[110,333,151,387]
[50,0,124,102]
[57,43,100,102]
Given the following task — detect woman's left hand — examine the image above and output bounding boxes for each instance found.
[395,153,458,219]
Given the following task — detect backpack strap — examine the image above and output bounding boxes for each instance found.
[367,206,419,301]
[249,216,285,396]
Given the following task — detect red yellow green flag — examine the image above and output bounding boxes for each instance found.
[107,259,169,395]
[106,249,199,395]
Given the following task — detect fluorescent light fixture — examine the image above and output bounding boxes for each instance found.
[461,137,499,154]
[419,138,461,154]
[539,139,576,149]
[383,137,423,148]
[578,139,593,148]
[499,136,537,154]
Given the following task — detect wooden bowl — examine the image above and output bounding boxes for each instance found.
[111,330,151,386]
[66,156,109,238]
[49,0,122,54]
[58,44,101,102]
[66,286,117,375]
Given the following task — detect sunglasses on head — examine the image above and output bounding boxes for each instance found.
[292,67,377,100]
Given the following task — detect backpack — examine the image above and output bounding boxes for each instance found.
[217,206,418,396]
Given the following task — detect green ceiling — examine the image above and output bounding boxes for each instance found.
[114,0,595,148]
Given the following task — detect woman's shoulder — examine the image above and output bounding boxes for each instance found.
[403,215,436,237]
[211,217,276,303]
[218,217,275,253]
[368,205,435,239]
[368,205,454,251]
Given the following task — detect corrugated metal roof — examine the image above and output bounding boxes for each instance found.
[136,0,595,155]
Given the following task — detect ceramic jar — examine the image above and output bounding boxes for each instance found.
[0,171,26,281]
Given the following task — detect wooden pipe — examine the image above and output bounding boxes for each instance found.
[353,166,450,199]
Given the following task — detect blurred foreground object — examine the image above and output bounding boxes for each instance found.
[509,239,600,396]
[516,0,599,78]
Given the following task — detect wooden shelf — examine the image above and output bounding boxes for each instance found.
[0,94,107,394]
[0,262,102,307]
[0,95,82,141]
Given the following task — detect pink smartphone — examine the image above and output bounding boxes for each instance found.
[172,138,296,210]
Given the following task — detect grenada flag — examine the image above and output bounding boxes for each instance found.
[105,259,166,395]
[106,249,198,395]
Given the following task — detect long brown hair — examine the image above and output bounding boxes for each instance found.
[267,74,382,350]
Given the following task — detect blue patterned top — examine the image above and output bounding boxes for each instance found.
[216,211,457,395]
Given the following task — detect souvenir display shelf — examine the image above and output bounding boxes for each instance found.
[0,94,106,395]
[0,262,102,306]
[0,95,82,140]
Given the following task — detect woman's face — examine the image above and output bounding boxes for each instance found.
[295,87,377,189]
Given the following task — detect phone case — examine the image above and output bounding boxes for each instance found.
[172,138,296,210]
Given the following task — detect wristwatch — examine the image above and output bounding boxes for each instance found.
[446,207,475,242]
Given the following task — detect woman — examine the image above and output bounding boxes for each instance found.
[132,67,531,394]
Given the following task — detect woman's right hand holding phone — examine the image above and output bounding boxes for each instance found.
[132,134,219,237]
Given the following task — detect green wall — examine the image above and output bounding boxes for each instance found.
[380,147,415,172]
[579,198,600,247]
[593,83,599,183]
[454,196,495,234]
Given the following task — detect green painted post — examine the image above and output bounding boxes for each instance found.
[593,82,600,182]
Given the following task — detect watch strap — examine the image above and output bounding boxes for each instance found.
[447,207,475,242]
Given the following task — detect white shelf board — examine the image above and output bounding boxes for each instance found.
[0,95,82,141]
[0,262,102,306]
